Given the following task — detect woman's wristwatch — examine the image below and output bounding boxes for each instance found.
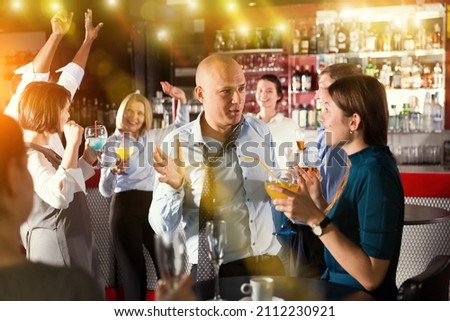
[311,216,331,236]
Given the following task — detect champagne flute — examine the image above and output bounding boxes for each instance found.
[154,229,188,289]
[84,124,108,168]
[206,220,227,301]
[264,168,299,236]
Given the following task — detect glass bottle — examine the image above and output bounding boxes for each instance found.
[422,91,433,133]
[399,103,411,133]
[309,25,317,54]
[213,30,225,52]
[291,65,302,92]
[433,23,442,49]
[300,27,309,55]
[336,22,349,53]
[388,105,399,133]
[316,24,326,54]
[301,65,312,92]
[432,62,443,89]
[292,28,300,55]
[431,93,443,133]
[226,29,238,51]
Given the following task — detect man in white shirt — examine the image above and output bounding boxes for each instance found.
[149,54,285,280]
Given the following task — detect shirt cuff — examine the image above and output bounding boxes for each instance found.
[56,62,85,83]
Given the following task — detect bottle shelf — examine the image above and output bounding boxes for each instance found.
[315,48,445,60]
[218,48,284,55]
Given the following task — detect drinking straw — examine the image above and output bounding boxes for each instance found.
[240,156,279,182]
[94,120,98,137]
[122,131,125,147]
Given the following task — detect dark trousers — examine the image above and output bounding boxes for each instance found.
[110,190,159,301]
[290,223,326,279]
[191,255,285,279]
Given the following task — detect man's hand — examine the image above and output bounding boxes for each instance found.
[153,138,185,189]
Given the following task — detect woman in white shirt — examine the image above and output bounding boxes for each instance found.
[18,81,105,291]
[99,82,189,300]
[255,74,299,167]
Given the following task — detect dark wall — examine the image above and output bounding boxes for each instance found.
[0,1,135,106]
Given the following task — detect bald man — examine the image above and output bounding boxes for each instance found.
[149,54,285,280]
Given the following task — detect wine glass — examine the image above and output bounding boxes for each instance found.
[154,229,188,289]
[264,168,299,236]
[84,124,108,168]
[113,133,136,175]
[206,220,227,301]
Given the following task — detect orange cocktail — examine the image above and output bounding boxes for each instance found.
[265,180,299,199]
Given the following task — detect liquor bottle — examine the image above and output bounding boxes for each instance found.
[433,23,442,49]
[365,24,377,52]
[399,103,411,133]
[300,27,309,55]
[381,25,392,52]
[393,26,402,51]
[327,23,338,53]
[213,30,225,52]
[109,102,117,130]
[316,25,326,54]
[336,22,349,53]
[292,29,300,55]
[315,102,322,129]
[308,25,317,54]
[349,21,360,53]
[291,104,300,126]
[96,99,104,124]
[378,60,391,88]
[70,99,81,124]
[431,93,443,133]
[392,60,402,89]
[300,65,312,92]
[291,65,302,92]
[254,28,264,49]
[103,103,110,130]
[307,100,316,129]
[388,105,399,132]
[80,97,89,126]
[432,62,443,88]
[422,92,432,133]
[310,64,318,91]
[415,27,426,50]
[299,104,308,128]
[154,91,164,114]
[226,29,238,51]
[421,65,433,89]
[409,96,422,132]
[411,59,422,90]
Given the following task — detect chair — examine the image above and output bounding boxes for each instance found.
[397,255,450,300]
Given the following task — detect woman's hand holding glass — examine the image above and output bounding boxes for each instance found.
[84,124,108,168]
[265,168,299,236]
[269,168,324,226]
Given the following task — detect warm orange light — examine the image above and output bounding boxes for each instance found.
[10,0,22,11]
[107,0,118,7]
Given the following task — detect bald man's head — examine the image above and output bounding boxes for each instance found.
[195,54,242,87]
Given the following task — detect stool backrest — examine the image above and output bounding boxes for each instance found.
[397,255,450,300]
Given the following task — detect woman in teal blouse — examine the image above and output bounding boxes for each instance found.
[270,74,404,300]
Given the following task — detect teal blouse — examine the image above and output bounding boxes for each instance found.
[322,146,404,300]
